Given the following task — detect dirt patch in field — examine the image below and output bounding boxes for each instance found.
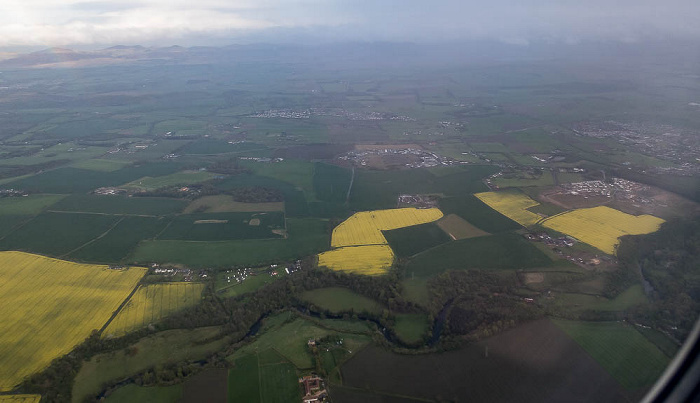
[339,319,632,403]
[248,218,261,226]
[523,272,545,284]
[194,219,228,224]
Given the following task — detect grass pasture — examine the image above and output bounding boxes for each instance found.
[301,287,383,315]
[554,320,670,389]
[393,314,429,344]
[0,252,146,391]
[104,282,205,338]
[436,214,490,240]
[384,222,452,257]
[157,212,285,241]
[405,233,553,278]
[475,190,542,227]
[213,173,308,217]
[131,218,329,267]
[183,195,284,213]
[541,206,665,254]
[0,212,121,257]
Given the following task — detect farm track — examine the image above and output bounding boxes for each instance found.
[60,216,125,258]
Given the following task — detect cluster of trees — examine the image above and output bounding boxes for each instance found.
[206,159,249,175]
[428,271,542,341]
[619,216,700,341]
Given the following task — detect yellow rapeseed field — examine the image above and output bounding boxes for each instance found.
[475,190,542,227]
[0,251,146,392]
[541,206,665,254]
[331,208,443,247]
[320,208,443,275]
[318,245,395,275]
[103,282,205,338]
[0,395,42,403]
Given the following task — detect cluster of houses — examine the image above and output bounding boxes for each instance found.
[299,375,327,403]
[524,232,576,248]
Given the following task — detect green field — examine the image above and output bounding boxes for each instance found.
[122,170,216,191]
[300,287,383,315]
[104,384,182,403]
[554,320,670,389]
[313,163,352,203]
[401,278,430,307]
[259,351,301,403]
[50,194,187,216]
[70,159,130,172]
[0,212,121,257]
[69,216,170,263]
[228,354,262,403]
[157,212,285,241]
[349,166,496,211]
[177,139,268,155]
[0,215,32,239]
[405,233,553,278]
[383,222,452,257]
[555,284,648,312]
[242,159,316,200]
[393,313,429,344]
[215,268,281,298]
[439,196,522,233]
[73,327,230,403]
[0,194,66,215]
[131,218,329,267]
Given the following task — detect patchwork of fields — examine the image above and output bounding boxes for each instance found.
[319,208,443,275]
[104,282,205,338]
[541,206,665,254]
[0,252,146,391]
[475,190,542,227]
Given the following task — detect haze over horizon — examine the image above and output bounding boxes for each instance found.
[1,0,700,50]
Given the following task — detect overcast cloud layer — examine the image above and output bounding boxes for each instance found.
[1,0,699,47]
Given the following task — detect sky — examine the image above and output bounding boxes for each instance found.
[1,0,699,48]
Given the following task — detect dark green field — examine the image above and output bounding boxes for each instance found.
[0,215,32,238]
[228,354,262,403]
[553,320,670,390]
[7,162,185,194]
[50,194,187,216]
[0,212,121,257]
[131,218,329,267]
[105,384,182,403]
[313,162,352,203]
[439,195,522,233]
[405,232,553,278]
[157,212,285,241]
[68,216,170,263]
[259,359,300,403]
[383,222,452,257]
[349,166,496,211]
